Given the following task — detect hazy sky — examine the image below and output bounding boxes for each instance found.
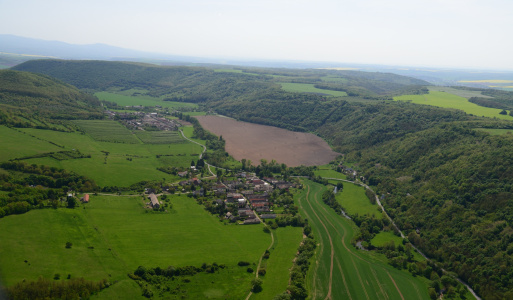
[1,0,512,70]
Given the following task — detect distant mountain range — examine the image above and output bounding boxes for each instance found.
[2,34,513,88]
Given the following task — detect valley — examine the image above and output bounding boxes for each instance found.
[2,60,513,299]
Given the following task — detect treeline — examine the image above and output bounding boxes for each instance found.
[4,277,110,300]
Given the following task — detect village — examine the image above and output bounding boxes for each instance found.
[142,170,298,225]
[104,109,180,131]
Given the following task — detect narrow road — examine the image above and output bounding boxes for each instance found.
[179,129,215,177]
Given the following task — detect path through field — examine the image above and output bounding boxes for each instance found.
[298,181,429,300]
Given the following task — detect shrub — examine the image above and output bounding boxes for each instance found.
[238,261,250,266]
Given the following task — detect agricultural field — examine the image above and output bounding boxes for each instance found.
[0,195,270,298]
[251,226,303,300]
[395,90,513,120]
[74,120,141,144]
[336,182,382,219]
[297,181,429,300]
[279,83,348,97]
[3,126,203,187]
[195,115,339,167]
[95,91,197,109]
[134,130,184,144]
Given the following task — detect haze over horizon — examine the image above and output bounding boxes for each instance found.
[1,0,512,71]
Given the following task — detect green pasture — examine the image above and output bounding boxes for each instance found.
[252,226,303,300]
[181,126,206,145]
[395,90,513,120]
[336,182,382,219]
[474,128,513,135]
[95,91,197,109]
[74,120,141,144]
[314,165,347,180]
[371,231,404,248]
[7,127,203,186]
[0,126,63,160]
[279,83,348,97]
[0,195,270,295]
[297,181,429,300]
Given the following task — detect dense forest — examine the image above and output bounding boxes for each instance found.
[7,59,513,298]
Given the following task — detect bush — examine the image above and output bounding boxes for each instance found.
[247,267,254,273]
[65,242,72,249]
[238,261,250,266]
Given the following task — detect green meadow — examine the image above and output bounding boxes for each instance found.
[279,83,348,97]
[0,195,270,297]
[370,231,404,248]
[395,90,513,120]
[336,182,382,219]
[1,124,203,187]
[297,181,429,300]
[314,165,347,180]
[95,91,197,109]
[251,226,303,300]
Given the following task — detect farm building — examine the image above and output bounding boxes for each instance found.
[148,193,160,209]
[81,194,90,203]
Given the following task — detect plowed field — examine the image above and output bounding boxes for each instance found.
[195,115,339,167]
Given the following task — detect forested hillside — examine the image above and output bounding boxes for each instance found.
[0,70,102,130]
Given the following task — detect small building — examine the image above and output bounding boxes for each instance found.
[149,193,160,209]
[243,218,261,225]
[81,194,90,203]
[260,214,276,219]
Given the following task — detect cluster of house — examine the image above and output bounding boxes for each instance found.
[213,174,296,225]
[105,110,179,131]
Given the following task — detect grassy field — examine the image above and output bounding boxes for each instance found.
[279,83,348,97]
[5,127,203,186]
[0,126,63,160]
[95,91,197,109]
[314,165,347,180]
[336,182,382,219]
[251,226,303,300]
[395,90,513,120]
[74,120,142,144]
[0,195,270,297]
[370,231,404,248]
[297,181,429,300]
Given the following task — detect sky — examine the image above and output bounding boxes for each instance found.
[1,0,513,70]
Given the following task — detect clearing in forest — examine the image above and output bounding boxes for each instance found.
[195,115,339,167]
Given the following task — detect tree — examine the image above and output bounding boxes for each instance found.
[500,109,507,115]
[252,278,263,293]
[67,197,76,209]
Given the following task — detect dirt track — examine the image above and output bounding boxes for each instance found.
[195,115,339,167]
